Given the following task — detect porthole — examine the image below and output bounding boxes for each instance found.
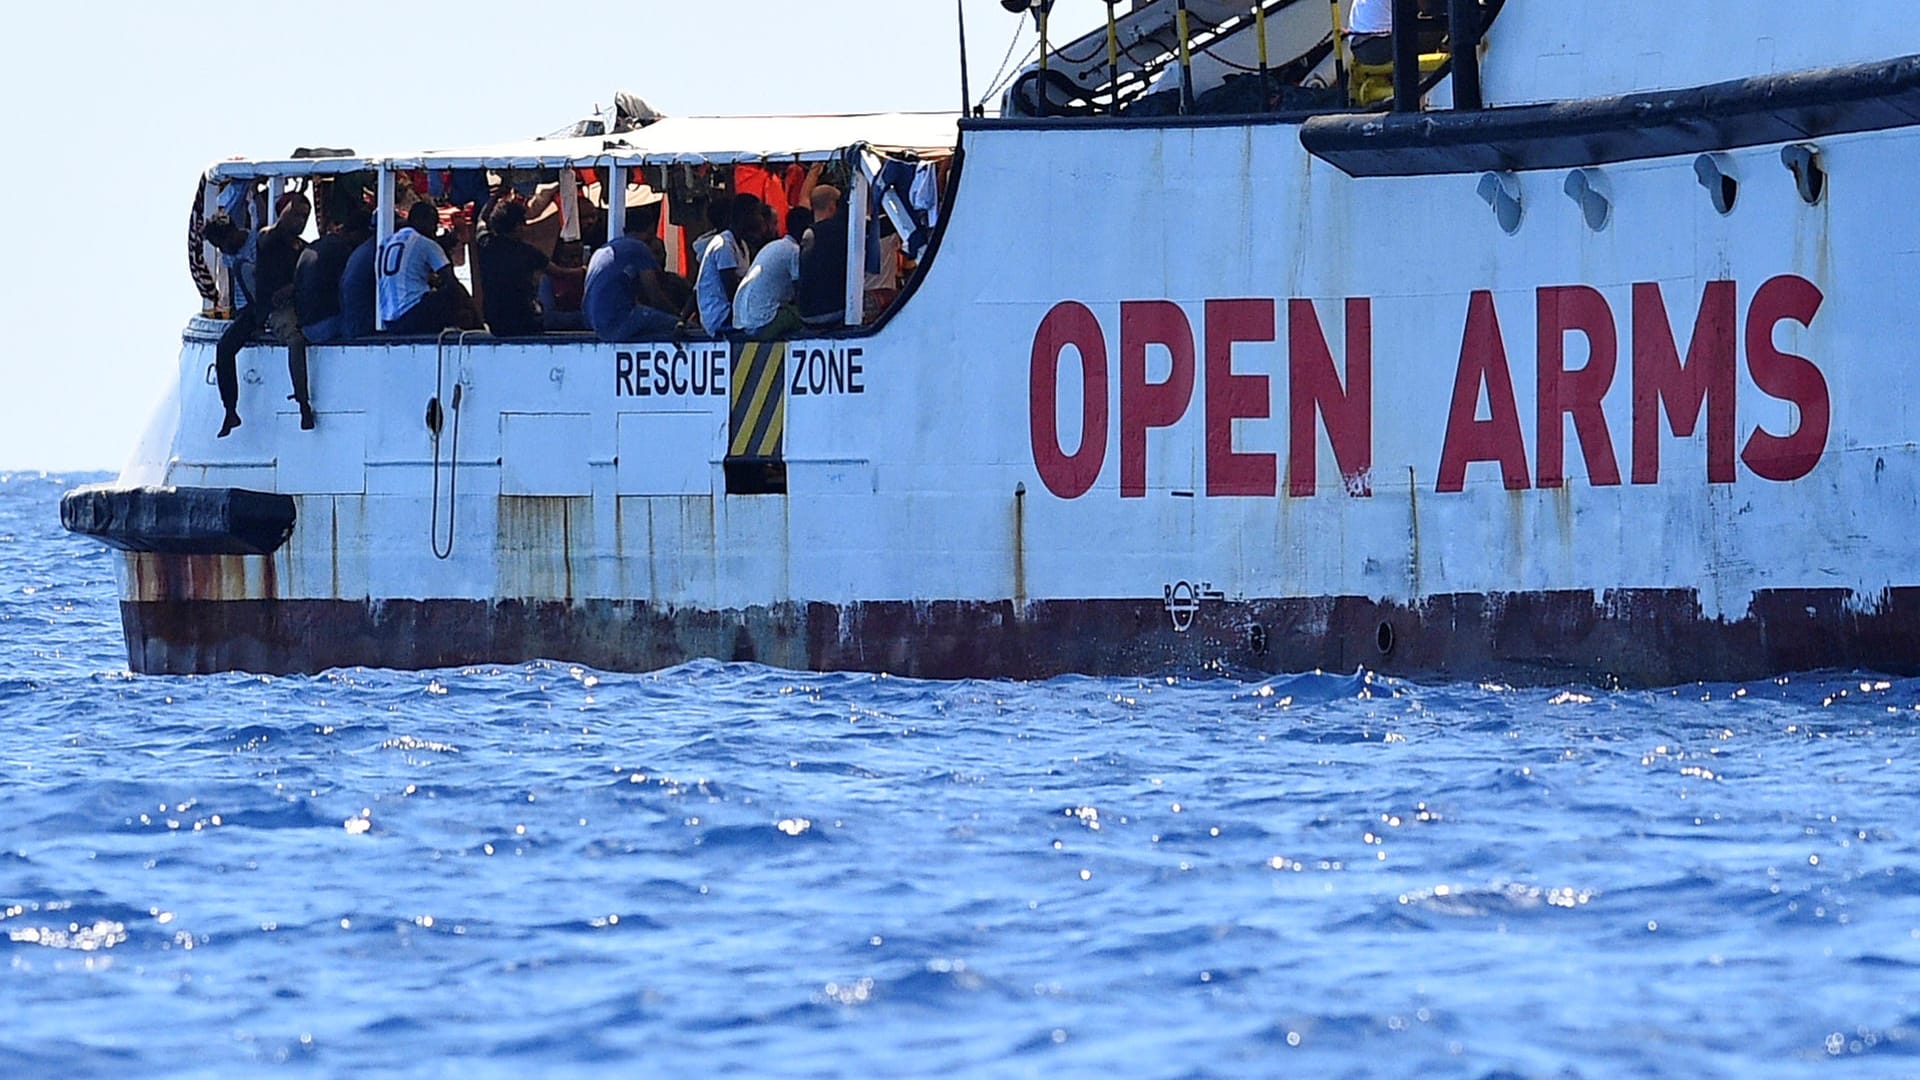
[1563,168,1612,231]
[1781,144,1826,205]
[1694,154,1739,215]
[1477,171,1524,234]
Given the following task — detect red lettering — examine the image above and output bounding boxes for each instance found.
[1120,301,1196,499]
[1536,285,1621,488]
[1289,298,1374,497]
[1032,280,1823,502]
[1742,274,1829,482]
[1438,291,1530,493]
[1631,281,1737,484]
[1029,301,1109,500]
[1203,299,1277,497]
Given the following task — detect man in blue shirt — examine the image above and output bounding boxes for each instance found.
[339,232,377,339]
[297,204,371,345]
[583,198,679,341]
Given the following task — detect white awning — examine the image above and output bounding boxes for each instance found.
[210,112,960,180]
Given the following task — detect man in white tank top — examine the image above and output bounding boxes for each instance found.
[1349,0,1392,35]
[1349,0,1444,66]
[1349,0,1395,65]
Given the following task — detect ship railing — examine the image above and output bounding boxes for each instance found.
[197,121,958,343]
[993,0,1496,119]
[1001,0,1335,118]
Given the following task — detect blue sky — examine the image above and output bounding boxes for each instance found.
[0,1,1106,470]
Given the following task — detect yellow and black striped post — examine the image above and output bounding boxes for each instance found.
[729,340,787,463]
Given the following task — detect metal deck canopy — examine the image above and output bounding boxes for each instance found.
[206,112,962,180]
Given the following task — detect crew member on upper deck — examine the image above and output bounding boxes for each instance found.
[1347,0,1392,64]
[1347,0,1443,66]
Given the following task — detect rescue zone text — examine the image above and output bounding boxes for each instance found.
[615,345,868,398]
[1029,276,1828,499]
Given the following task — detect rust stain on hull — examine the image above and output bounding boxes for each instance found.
[496,496,591,601]
[126,552,277,604]
[118,586,1920,685]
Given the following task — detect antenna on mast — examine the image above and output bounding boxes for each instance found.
[958,0,974,115]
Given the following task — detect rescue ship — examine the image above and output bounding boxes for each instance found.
[61,0,1920,684]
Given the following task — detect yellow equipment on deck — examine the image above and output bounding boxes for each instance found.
[1349,50,1451,106]
[1333,0,1455,107]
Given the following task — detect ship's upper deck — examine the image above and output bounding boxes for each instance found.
[196,111,967,339]
[987,0,1920,117]
[205,0,1920,183]
[187,0,1920,350]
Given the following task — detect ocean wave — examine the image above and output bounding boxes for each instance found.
[5,476,1920,1076]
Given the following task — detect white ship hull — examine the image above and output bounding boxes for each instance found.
[65,4,1920,682]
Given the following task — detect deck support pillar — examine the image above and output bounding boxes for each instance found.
[846,163,870,328]
[1449,0,1484,110]
[1391,0,1421,111]
[606,163,627,243]
[374,165,394,332]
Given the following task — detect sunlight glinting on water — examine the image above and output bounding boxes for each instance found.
[2,474,1919,1074]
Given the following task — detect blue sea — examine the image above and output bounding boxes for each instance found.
[4,472,1919,1078]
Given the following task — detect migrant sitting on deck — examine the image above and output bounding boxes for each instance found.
[204,191,313,437]
[181,1,1432,375]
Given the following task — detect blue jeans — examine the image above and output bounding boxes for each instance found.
[597,303,678,342]
[304,314,348,344]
